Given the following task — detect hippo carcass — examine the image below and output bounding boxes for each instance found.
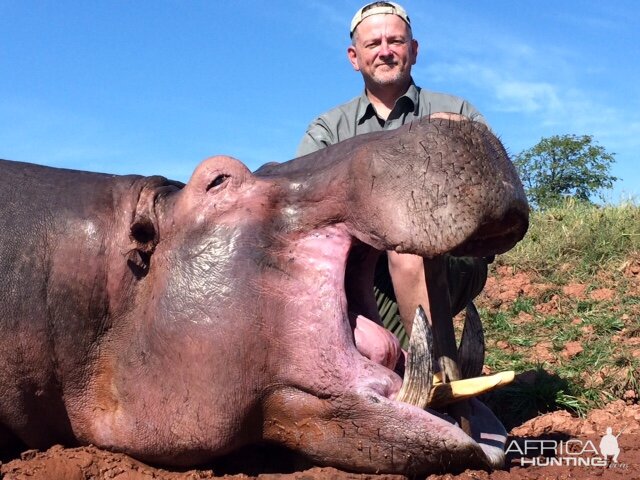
[0,117,528,475]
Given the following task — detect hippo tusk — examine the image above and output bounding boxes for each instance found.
[428,371,515,408]
[394,304,514,411]
[395,306,433,408]
[422,257,473,434]
[425,301,513,407]
[458,302,485,379]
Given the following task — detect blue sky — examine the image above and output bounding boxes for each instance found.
[1,1,638,201]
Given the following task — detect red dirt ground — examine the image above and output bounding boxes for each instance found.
[2,401,639,479]
[2,265,639,479]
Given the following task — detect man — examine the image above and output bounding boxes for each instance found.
[297,1,488,373]
[297,2,485,153]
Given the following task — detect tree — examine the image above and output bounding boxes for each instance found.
[513,134,617,208]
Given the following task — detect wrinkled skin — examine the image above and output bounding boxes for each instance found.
[0,117,528,475]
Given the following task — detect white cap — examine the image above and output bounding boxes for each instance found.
[350,2,411,37]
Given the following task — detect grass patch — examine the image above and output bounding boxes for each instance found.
[484,310,515,334]
[511,296,535,315]
[478,200,640,424]
[500,199,640,278]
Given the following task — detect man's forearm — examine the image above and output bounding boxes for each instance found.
[386,251,429,336]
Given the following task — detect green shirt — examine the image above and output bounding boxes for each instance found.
[296,82,486,157]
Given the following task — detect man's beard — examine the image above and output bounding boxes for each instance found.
[370,65,409,86]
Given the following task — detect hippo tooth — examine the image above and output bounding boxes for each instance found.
[426,301,512,408]
[458,302,485,379]
[395,306,433,408]
[393,302,514,409]
[422,256,473,435]
[427,371,515,408]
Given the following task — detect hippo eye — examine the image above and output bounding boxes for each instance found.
[207,174,230,191]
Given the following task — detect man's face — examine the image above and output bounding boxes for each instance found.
[348,14,418,88]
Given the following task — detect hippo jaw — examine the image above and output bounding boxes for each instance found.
[254,221,507,475]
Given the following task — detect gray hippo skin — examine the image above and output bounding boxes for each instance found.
[0,117,528,475]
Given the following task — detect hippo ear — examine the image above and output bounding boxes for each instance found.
[127,177,180,278]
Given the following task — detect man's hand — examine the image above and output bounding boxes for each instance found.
[428,112,468,122]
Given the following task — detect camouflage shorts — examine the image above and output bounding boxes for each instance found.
[374,254,488,348]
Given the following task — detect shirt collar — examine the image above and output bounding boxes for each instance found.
[357,80,419,125]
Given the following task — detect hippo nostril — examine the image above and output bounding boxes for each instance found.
[130,218,156,246]
[206,174,230,191]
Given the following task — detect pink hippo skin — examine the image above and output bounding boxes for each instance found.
[0,117,528,475]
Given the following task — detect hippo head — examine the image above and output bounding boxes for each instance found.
[102,117,528,475]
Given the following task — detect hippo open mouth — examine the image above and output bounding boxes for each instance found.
[250,210,524,474]
[251,117,529,474]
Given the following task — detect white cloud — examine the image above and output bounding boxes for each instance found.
[418,39,640,148]
[494,81,561,114]
[419,60,563,116]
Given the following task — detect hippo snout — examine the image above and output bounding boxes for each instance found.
[258,117,529,258]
